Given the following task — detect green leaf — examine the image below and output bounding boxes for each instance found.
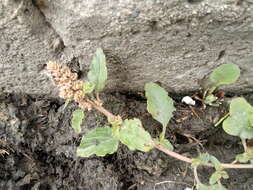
[222,98,253,139]
[191,153,210,168]
[197,183,227,190]
[209,63,240,86]
[88,48,107,92]
[83,81,95,94]
[196,183,210,190]
[63,99,71,110]
[108,117,123,128]
[211,184,228,190]
[209,170,228,185]
[118,119,154,152]
[71,109,85,133]
[77,127,119,157]
[249,114,253,126]
[220,171,229,179]
[204,94,218,105]
[154,138,174,150]
[160,139,174,151]
[209,172,220,185]
[209,155,223,171]
[145,82,175,139]
[236,153,249,163]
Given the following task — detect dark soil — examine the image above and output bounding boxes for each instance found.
[0,92,253,190]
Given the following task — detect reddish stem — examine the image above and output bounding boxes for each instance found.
[90,99,253,169]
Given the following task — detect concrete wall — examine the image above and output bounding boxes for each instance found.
[1,0,253,96]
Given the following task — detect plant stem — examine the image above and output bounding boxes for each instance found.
[193,167,200,184]
[90,99,253,169]
[207,85,217,97]
[214,113,229,127]
[155,144,253,169]
[242,138,247,152]
[87,99,116,120]
[160,126,166,141]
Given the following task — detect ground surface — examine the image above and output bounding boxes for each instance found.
[0,92,253,190]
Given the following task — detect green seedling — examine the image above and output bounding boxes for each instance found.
[145,82,175,141]
[222,97,253,164]
[192,153,229,190]
[222,98,253,139]
[202,63,240,106]
[47,49,253,190]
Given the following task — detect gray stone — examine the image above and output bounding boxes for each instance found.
[1,0,253,96]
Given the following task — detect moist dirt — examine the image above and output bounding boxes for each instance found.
[0,92,253,190]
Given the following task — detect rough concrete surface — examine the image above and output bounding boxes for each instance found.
[1,0,253,96]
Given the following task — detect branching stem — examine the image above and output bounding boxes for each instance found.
[87,99,116,120]
[89,98,253,169]
[155,144,253,169]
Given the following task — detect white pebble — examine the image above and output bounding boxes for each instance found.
[181,96,196,106]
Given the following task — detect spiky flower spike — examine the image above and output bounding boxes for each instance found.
[46,61,92,110]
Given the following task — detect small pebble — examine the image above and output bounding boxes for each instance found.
[181,96,196,106]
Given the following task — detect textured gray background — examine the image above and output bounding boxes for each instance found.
[1,0,253,96]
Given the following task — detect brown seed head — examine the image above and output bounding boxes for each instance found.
[69,73,78,81]
[59,88,74,99]
[74,90,84,102]
[79,101,92,111]
[72,80,84,91]
[47,61,62,72]
[60,66,71,75]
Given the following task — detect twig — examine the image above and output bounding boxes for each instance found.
[189,106,201,120]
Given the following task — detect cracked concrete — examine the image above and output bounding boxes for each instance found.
[0,0,62,95]
[1,0,253,96]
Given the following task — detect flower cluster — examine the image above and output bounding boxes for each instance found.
[46,61,92,110]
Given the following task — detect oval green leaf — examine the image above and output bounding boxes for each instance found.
[118,119,154,152]
[71,109,85,133]
[77,126,119,157]
[209,63,240,86]
[145,82,175,139]
[88,48,107,92]
[222,98,253,139]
